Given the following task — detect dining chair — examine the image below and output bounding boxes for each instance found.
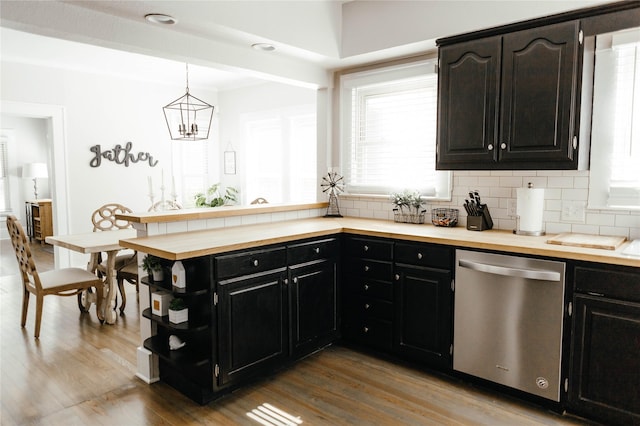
[90,203,137,311]
[6,215,104,338]
[250,197,268,204]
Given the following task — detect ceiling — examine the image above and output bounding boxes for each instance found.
[0,0,614,91]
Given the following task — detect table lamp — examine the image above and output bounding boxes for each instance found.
[22,162,48,200]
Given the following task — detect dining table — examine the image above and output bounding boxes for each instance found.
[46,228,138,324]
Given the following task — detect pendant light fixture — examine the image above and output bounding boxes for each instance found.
[163,63,214,140]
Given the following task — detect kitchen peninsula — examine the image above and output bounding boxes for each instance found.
[118,204,639,424]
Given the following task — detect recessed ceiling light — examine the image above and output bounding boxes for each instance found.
[145,14,177,25]
[252,43,276,52]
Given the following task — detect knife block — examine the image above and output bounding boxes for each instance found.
[466,205,493,231]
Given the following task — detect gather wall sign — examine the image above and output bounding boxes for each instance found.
[89,142,158,168]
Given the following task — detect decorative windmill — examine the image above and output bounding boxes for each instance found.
[321,171,344,217]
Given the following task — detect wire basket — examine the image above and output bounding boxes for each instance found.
[431,208,458,227]
[393,209,426,224]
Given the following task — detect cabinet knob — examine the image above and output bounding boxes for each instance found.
[395,274,400,281]
[500,142,507,150]
[364,303,370,310]
[487,144,494,151]
[314,247,320,254]
[292,277,298,284]
[417,253,423,260]
[364,284,369,291]
[364,265,370,272]
[363,327,369,333]
[253,259,259,267]
[283,278,288,285]
[363,245,369,252]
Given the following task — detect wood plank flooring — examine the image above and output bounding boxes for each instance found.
[1,241,597,425]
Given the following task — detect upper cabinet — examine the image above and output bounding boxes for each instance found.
[437,20,583,170]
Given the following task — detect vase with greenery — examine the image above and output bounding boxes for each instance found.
[390,189,426,224]
[142,254,164,282]
[194,183,239,208]
[168,297,188,324]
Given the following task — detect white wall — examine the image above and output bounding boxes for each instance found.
[1,60,219,237]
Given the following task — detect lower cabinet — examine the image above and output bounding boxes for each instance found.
[217,268,289,387]
[569,263,640,425]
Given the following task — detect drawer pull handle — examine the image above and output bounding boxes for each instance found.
[364,265,370,272]
[253,259,259,267]
[365,303,370,310]
[364,284,369,291]
[417,253,423,260]
[395,274,400,281]
[363,245,369,252]
[314,247,320,254]
[363,327,369,333]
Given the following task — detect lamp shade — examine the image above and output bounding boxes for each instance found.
[22,162,48,179]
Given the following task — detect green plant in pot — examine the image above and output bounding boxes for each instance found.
[194,183,239,208]
[390,189,426,223]
[142,254,164,282]
[168,297,188,324]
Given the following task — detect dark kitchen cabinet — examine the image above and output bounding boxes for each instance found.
[288,238,340,359]
[394,243,453,368]
[437,20,583,170]
[215,246,288,387]
[342,237,394,351]
[569,264,640,425]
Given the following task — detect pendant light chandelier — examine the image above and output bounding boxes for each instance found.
[163,63,214,140]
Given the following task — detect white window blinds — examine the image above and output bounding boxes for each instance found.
[0,137,10,212]
[340,59,451,198]
[589,27,640,209]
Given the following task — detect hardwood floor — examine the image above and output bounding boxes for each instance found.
[1,241,596,425]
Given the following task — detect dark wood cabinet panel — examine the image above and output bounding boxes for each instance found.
[570,294,640,425]
[499,21,580,166]
[437,37,500,167]
[437,20,582,170]
[289,259,339,358]
[217,269,288,386]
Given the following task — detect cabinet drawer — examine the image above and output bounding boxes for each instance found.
[287,238,339,265]
[347,295,393,320]
[395,243,452,269]
[215,247,286,280]
[347,259,393,281]
[343,316,393,351]
[345,276,393,301]
[575,265,640,303]
[346,238,393,261]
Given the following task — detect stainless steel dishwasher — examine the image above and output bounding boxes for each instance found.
[454,249,566,401]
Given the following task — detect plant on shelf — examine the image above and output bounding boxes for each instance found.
[142,254,164,282]
[168,297,188,324]
[390,189,426,224]
[194,183,239,208]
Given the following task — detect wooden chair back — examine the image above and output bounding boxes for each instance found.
[91,203,133,232]
[6,215,42,293]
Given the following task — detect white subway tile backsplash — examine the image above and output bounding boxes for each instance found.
[340,171,638,238]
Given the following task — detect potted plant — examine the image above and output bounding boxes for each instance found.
[390,189,426,224]
[168,297,188,324]
[194,183,239,208]
[142,254,164,282]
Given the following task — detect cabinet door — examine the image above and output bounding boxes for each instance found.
[500,20,580,167]
[289,259,339,358]
[217,269,288,386]
[394,264,452,368]
[570,294,640,425]
[437,36,500,169]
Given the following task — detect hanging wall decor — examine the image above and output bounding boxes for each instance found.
[89,142,158,167]
[224,142,236,175]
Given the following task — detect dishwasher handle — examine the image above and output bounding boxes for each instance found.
[458,259,561,282]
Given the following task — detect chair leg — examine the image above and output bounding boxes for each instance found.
[117,277,127,314]
[21,288,30,328]
[94,284,105,321]
[34,294,44,338]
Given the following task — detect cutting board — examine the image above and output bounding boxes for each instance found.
[546,233,626,250]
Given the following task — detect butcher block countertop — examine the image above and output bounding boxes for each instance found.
[119,217,639,268]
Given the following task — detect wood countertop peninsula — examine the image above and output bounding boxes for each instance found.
[119,217,640,268]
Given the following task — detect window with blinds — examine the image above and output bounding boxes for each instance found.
[340,59,451,198]
[172,139,211,208]
[588,27,640,209]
